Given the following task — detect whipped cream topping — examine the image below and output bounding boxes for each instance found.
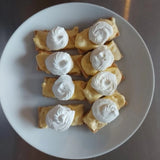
[46,26,69,50]
[89,21,113,45]
[52,75,75,100]
[91,71,117,96]
[46,104,75,131]
[90,46,114,71]
[92,99,119,123]
[45,52,73,75]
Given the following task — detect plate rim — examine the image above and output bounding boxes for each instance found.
[0,2,155,159]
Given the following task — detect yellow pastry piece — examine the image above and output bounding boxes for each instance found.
[38,104,85,128]
[83,110,106,133]
[83,79,102,104]
[42,77,86,100]
[36,51,82,75]
[33,26,79,51]
[83,91,126,133]
[80,41,122,77]
[83,66,123,103]
[75,18,119,53]
[106,66,124,84]
[80,52,97,78]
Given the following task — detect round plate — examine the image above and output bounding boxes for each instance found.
[0,3,155,159]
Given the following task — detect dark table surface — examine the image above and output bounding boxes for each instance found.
[0,0,160,159]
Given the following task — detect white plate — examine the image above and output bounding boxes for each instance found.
[0,3,155,159]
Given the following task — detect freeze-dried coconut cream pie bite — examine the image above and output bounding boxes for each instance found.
[75,17,119,53]
[36,51,82,76]
[38,104,84,130]
[42,75,86,100]
[79,43,122,77]
[83,68,123,103]
[83,91,126,133]
[33,26,79,51]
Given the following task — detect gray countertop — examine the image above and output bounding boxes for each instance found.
[0,0,160,159]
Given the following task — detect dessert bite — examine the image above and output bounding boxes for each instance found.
[83,92,126,133]
[42,75,86,101]
[38,104,84,130]
[79,42,122,77]
[36,51,82,76]
[75,18,119,53]
[33,26,79,51]
[83,68,123,103]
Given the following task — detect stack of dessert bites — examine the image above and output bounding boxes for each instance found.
[33,17,126,133]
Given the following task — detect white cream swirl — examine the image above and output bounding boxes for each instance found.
[46,104,75,131]
[91,71,117,96]
[46,26,69,50]
[89,21,113,45]
[45,52,73,75]
[52,75,75,100]
[90,46,114,71]
[92,99,119,123]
